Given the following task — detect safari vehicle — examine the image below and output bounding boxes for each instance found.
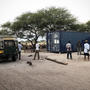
[0,35,19,61]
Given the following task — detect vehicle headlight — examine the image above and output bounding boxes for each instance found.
[0,50,4,54]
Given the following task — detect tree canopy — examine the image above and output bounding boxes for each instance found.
[0,7,90,48]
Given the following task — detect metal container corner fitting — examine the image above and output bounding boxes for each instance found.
[46,31,90,53]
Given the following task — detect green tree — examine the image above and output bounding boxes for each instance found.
[11,12,44,48]
[0,22,12,35]
[86,21,90,32]
[38,7,77,32]
[77,24,87,32]
[0,7,78,48]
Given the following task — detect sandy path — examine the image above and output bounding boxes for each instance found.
[0,52,90,90]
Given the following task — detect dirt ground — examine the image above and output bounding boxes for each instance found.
[0,51,90,90]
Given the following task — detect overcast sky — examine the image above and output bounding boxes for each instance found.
[0,0,90,25]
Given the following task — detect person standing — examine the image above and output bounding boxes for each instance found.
[33,42,40,60]
[66,41,72,59]
[18,42,23,60]
[84,40,90,60]
[76,40,82,55]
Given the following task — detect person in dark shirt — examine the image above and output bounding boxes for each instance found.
[76,40,82,55]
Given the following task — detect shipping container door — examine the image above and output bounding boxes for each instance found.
[51,32,60,52]
[46,32,51,51]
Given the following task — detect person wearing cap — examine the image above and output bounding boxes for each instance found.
[84,40,90,60]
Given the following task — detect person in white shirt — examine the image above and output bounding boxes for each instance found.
[18,42,23,60]
[33,42,40,60]
[84,40,90,60]
[66,41,72,59]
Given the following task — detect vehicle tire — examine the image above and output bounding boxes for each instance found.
[12,56,17,61]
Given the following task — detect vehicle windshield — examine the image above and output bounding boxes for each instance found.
[0,41,3,49]
[4,40,15,47]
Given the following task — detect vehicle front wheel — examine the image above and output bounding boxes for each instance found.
[12,56,17,61]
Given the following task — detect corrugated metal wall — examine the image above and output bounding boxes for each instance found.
[47,31,90,53]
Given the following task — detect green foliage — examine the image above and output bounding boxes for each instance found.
[0,29,9,35]
[86,21,90,32]
[0,22,13,35]
[1,7,90,47]
[1,22,11,28]
[37,7,77,32]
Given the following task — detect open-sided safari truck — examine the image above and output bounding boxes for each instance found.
[0,35,19,61]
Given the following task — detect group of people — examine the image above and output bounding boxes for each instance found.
[18,42,40,60]
[18,40,90,61]
[66,40,90,60]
